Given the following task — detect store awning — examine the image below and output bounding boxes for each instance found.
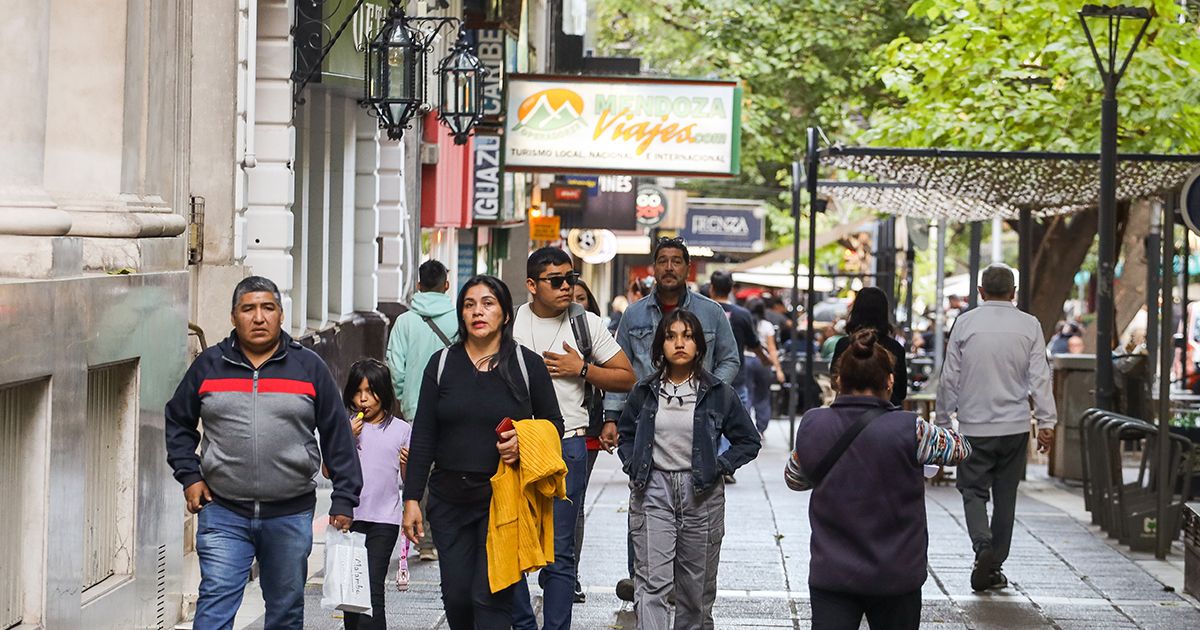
[730,218,874,272]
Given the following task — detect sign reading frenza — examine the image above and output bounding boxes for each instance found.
[503,74,742,178]
[680,204,765,252]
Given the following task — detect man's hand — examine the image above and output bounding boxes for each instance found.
[350,413,364,439]
[497,428,520,464]
[329,514,352,532]
[1036,428,1055,453]
[599,421,618,453]
[402,500,424,544]
[184,480,213,514]
[774,365,786,384]
[543,342,585,379]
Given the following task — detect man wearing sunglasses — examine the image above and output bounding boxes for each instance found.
[605,236,742,602]
[512,246,636,630]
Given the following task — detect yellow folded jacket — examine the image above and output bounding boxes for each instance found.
[487,418,567,593]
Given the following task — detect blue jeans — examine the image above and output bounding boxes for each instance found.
[512,436,587,630]
[193,502,314,630]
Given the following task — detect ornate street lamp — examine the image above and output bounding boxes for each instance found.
[1078,4,1150,412]
[437,28,488,145]
[365,2,423,140]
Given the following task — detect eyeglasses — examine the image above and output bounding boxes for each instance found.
[536,272,581,290]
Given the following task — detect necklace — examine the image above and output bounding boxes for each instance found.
[526,304,569,355]
[662,377,694,407]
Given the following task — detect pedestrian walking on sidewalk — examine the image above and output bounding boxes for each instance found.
[336,359,411,629]
[386,259,458,563]
[787,329,972,630]
[511,248,636,630]
[570,278,611,603]
[618,310,761,630]
[607,236,741,602]
[831,287,908,406]
[746,297,786,435]
[165,275,362,630]
[936,263,1057,592]
[402,275,564,630]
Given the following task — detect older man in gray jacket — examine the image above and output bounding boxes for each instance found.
[936,263,1056,593]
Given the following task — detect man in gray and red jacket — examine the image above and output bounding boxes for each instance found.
[165,276,362,629]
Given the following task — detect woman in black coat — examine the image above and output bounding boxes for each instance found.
[830,287,908,406]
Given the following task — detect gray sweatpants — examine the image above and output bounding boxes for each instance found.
[955,433,1029,566]
[629,469,726,630]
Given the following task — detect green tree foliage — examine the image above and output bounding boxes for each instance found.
[867,0,1200,152]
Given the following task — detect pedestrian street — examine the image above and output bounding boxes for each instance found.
[227,421,1200,630]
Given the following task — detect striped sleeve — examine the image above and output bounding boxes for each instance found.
[915,418,972,465]
[784,451,812,492]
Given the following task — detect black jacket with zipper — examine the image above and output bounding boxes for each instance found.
[164,331,362,518]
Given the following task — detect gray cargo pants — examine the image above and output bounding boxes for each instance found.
[956,432,1029,566]
[630,469,726,630]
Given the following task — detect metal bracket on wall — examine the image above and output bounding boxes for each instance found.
[292,0,369,106]
[188,195,205,265]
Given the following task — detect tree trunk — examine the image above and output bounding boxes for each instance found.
[1029,207,1099,341]
[1113,199,1153,349]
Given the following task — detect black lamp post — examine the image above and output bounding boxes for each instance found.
[365,2,423,140]
[437,28,488,145]
[1079,4,1150,411]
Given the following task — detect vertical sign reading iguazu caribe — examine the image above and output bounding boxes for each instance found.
[503,75,742,178]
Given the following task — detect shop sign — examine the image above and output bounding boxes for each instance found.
[472,133,504,222]
[636,184,668,227]
[504,74,742,177]
[553,175,637,230]
[315,0,389,87]
[679,204,765,252]
[529,215,561,241]
[467,29,506,124]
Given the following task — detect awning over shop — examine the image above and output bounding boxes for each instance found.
[819,146,1200,221]
[730,218,874,272]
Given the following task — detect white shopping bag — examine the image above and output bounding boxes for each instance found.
[320,529,373,617]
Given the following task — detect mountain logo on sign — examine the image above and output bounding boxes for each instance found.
[514,89,587,138]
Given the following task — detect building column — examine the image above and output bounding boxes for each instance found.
[242,0,297,329]
[354,113,381,312]
[377,134,407,303]
[0,0,75,277]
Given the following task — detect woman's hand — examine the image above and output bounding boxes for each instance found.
[402,500,424,545]
[399,447,409,466]
[497,428,520,465]
[774,365,786,384]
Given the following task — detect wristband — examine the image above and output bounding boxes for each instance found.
[579,362,589,379]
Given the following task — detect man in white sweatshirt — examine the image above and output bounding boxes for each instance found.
[936,263,1056,593]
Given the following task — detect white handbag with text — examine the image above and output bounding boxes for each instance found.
[320,528,373,617]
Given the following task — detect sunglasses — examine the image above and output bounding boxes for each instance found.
[537,272,581,290]
[655,236,688,248]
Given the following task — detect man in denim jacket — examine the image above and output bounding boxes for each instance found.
[604,236,741,601]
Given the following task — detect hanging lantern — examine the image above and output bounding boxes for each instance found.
[437,29,488,145]
[365,2,423,140]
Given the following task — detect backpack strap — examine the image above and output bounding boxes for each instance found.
[515,346,530,395]
[421,315,453,348]
[804,406,890,486]
[567,302,593,362]
[436,348,449,385]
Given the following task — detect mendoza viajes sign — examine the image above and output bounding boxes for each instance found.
[680,203,766,252]
[503,74,742,178]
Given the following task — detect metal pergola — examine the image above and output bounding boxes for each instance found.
[785,130,1200,558]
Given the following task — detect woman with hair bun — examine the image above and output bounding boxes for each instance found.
[786,329,972,630]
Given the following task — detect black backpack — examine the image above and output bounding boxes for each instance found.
[566,303,605,437]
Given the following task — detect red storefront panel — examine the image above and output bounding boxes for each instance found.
[421,111,474,229]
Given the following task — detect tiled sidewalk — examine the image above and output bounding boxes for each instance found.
[238,421,1200,629]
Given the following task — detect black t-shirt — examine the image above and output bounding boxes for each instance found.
[403,344,564,504]
[719,302,761,386]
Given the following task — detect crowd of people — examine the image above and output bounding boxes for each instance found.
[165,242,1057,629]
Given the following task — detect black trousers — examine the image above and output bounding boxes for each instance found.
[956,433,1029,566]
[344,521,400,630]
[427,492,515,630]
[810,586,921,630]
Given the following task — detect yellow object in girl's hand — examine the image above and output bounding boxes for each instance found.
[351,412,364,439]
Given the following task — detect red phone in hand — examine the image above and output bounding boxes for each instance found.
[495,417,515,440]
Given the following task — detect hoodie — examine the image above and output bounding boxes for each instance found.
[386,291,459,420]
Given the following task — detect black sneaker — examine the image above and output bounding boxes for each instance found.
[616,577,635,602]
[970,545,996,592]
[988,568,1008,590]
[574,579,586,603]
